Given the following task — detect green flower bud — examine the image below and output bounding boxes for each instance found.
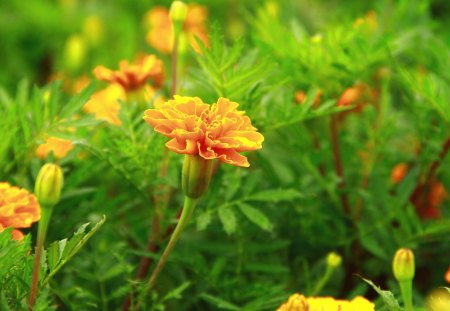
[393,248,415,282]
[35,163,64,207]
[182,155,213,199]
[169,1,188,24]
[326,252,342,268]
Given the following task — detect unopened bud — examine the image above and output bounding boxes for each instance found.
[35,163,64,207]
[182,155,213,199]
[63,34,87,72]
[169,1,188,24]
[392,248,415,282]
[326,252,342,268]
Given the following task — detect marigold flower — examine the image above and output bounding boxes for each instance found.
[93,54,164,91]
[144,4,209,53]
[83,83,126,126]
[143,96,264,167]
[0,182,40,241]
[391,163,408,184]
[36,137,74,159]
[411,180,447,220]
[445,266,450,284]
[294,90,322,107]
[277,293,374,311]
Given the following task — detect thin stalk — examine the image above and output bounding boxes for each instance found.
[399,280,413,311]
[28,206,53,310]
[311,266,334,296]
[170,35,179,99]
[147,196,198,291]
[330,115,351,215]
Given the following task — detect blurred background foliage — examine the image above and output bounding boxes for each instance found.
[0,0,449,310]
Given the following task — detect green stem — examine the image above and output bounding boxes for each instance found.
[399,280,413,311]
[311,266,334,296]
[146,196,198,291]
[28,205,53,310]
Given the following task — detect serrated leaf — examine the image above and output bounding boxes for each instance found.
[162,281,191,302]
[43,215,106,284]
[361,277,401,311]
[196,210,213,231]
[218,205,237,235]
[237,202,273,232]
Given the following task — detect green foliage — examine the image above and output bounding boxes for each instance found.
[0,0,449,310]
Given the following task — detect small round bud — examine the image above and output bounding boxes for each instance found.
[35,163,64,207]
[63,34,87,72]
[182,155,213,199]
[392,248,415,282]
[169,1,188,24]
[326,252,342,268]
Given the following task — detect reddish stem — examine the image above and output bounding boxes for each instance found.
[330,115,351,215]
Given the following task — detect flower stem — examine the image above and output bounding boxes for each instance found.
[311,265,335,296]
[146,196,198,291]
[399,280,414,311]
[28,206,53,310]
[170,35,179,99]
[330,115,351,216]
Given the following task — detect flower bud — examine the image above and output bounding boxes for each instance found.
[169,1,188,24]
[392,248,415,282]
[63,34,87,73]
[326,252,342,268]
[182,155,213,199]
[35,163,64,207]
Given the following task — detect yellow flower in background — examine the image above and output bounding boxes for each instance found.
[0,182,41,241]
[144,4,209,53]
[36,137,74,159]
[143,96,264,167]
[353,11,378,33]
[277,293,375,311]
[93,54,164,91]
[83,83,126,126]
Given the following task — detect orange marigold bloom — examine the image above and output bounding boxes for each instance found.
[391,163,408,184]
[445,266,450,284]
[144,4,209,54]
[83,83,126,126]
[93,54,164,91]
[295,90,322,107]
[143,96,264,167]
[36,137,74,159]
[0,182,40,241]
[277,293,375,311]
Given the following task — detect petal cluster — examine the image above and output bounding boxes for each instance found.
[143,96,264,167]
[36,137,74,159]
[144,4,209,53]
[0,182,41,241]
[93,54,164,91]
[277,293,375,311]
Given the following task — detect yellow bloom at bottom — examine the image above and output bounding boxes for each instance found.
[0,182,41,241]
[277,293,375,311]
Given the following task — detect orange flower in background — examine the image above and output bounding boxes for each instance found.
[93,54,164,91]
[144,4,209,53]
[83,83,126,126]
[143,96,264,167]
[277,293,375,311]
[391,163,408,184]
[445,266,450,283]
[411,180,447,219]
[36,137,74,159]
[0,182,40,241]
[294,89,322,107]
